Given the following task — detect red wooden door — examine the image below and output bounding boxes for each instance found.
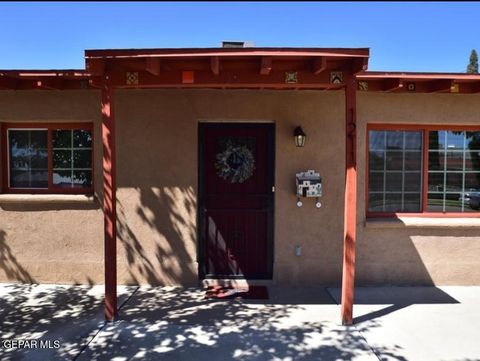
[199,123,274,278]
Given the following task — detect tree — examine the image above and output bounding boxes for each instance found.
[467,49,478,74]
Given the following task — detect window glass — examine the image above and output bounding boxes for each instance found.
[52,129,92,188]
[6,127,92,192]
[429,130,447,150]
[9,130,48,188]
[368,130,423,213]
[427,131,480,212]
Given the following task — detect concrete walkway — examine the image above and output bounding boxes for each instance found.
[0,284,137,360]
[329,286,480,361]
[1,284,479,360]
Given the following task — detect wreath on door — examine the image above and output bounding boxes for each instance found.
[215,142,255,183]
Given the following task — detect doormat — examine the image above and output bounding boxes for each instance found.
[205,285,269,300]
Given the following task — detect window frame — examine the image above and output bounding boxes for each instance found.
[366,124,480,218]
[1,122,94,194]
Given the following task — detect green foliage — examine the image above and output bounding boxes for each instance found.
[467,49,478,74]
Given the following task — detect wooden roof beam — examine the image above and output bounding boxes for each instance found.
[312,57,327,75]
[0,76,18,89]
[86,59,105,76]
[471,82,480,93]
[103,67,335,89]
[211,56,220,75]
[459,81,480,93]
[145,57,161,76]
[382,78,404,92]
[351,57,369,74]
[35,78,64,90]
[260,56,272,75]
[427,79,454,93]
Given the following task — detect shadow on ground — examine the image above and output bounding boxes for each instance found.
[78,286,405,361]
[328,286,459,324]
[0,284,135,361]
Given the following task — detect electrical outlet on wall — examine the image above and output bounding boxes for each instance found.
[295,245,302,257]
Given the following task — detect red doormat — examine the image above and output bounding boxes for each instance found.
[205,285,269,300]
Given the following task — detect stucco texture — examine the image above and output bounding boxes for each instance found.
[0,89,479,286]
[114,89,346,286]
[0,90,104,284]
[356,92,480,285]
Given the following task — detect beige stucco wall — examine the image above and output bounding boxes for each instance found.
[0,89,479,286]
[0,90,104,284]
[356,92,480,285]
[114,89,346,285]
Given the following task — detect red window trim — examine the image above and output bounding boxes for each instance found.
[366,123,480,219]
[1,122,94,195]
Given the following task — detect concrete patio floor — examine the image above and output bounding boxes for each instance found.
[0,284,479,360]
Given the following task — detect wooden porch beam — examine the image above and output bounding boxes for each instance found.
[382,78,404,92]
[103,68,334,89]
[145,57,161,76]
[101,75,117,322]
[210,56,220,75]
[312,57,327,75]
[260,56,272,75]
[341,75,358,325]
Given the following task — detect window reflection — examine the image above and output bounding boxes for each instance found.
[427,130,480,212]
[52,129,93,188]
[368,130,423,213]
[9,130,48,188]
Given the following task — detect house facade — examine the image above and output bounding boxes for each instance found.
[0,46,479,323]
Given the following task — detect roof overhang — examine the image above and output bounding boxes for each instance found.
[3,49,480,93]
[84,47,370,90]
[357,71,480,93]
[0,70,92,90]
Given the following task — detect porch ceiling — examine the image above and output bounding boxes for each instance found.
[357,71,480,93]
[84,47,370,90]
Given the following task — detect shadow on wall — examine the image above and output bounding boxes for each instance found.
[0,230,35,283]
[354,226,470,323]
[356,227,475,287]
[117,186,197,286]
[0,201,102,284]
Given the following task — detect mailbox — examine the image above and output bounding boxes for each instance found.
[295,170,322,208]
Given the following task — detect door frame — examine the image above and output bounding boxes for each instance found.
[197,122,275,279]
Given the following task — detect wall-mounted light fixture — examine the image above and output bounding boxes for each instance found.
[294,126,306,147]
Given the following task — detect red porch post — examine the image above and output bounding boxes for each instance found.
[341,76,358,325]
[101,76,117,321]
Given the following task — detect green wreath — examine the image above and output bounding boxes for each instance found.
[215,142,255,183]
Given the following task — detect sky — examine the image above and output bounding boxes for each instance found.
[0,2,479,72]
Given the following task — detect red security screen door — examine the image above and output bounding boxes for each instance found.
[199,123,274,279]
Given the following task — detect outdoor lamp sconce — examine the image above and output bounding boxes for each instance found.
[294,126,306,147]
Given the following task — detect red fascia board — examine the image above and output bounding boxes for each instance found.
[84,47,370,59]
[358,71,480,81]
[0,69,90,78]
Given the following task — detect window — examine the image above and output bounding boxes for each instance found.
[427,130,480,213]
[367,126,480,216]
[2,123,93,194]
